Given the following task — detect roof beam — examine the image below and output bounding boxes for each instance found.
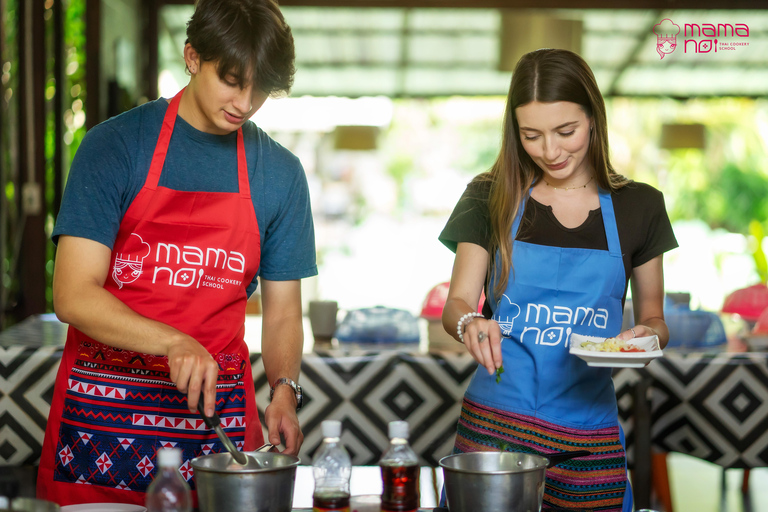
[158,0,768,8]
[292,62,768,70]
[278,0,768,8]
[606,9,662,96]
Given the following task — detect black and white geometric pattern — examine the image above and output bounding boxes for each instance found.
[614,351,768,469]
[4,316,768,473]
[0,345,62,466]
[251,350,476,466]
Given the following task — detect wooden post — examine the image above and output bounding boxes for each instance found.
[15,0,48,320]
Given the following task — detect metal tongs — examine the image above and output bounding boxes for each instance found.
[255,442,279,453]
[196,394,249,466]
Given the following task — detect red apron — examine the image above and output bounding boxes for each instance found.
[38,89,263,506]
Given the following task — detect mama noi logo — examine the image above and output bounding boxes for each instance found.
[653,18,750,59]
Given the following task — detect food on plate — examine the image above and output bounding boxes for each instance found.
[579,337,646,353]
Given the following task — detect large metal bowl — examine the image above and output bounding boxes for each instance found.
[439,450,590,512]
[192,451,300,512]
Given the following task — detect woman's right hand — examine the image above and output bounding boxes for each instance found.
[463,317,503,376]
[167,336,219,417]
[442,242,503,376]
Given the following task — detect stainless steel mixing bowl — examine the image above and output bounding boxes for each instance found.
[192,451,300,512]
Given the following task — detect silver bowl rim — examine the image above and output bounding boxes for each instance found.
[438,451,548,475]
[191,451,301,474]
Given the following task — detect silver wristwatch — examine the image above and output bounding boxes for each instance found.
[269,377,303,411]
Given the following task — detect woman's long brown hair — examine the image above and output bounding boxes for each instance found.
[482,48,630,304]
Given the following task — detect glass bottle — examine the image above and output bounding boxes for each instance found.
[380,421,420,512]
[313,420,352,512]
[146,447,192,512]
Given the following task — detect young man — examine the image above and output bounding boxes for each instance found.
[37,0,315,505]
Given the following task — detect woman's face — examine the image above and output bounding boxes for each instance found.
[514,101,593,184]
[184,45,269,135]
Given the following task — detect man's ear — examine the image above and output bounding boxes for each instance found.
[183,43,201,74]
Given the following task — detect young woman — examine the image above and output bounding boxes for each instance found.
[37,0,315,505]
[440,49,678,511]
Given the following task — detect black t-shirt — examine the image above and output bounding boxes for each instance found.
[439,178,679,315]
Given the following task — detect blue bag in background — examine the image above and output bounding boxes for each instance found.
[335,306,420,344]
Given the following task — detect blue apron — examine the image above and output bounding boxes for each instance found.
[463,187,632,511]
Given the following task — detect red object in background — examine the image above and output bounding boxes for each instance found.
[420,282,485,321]
[722,283,768,323]
[753,306,768,334]
[420,282,450,320]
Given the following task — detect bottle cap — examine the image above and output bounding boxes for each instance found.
[157,447,182,467]
[388,420,409,439]
[322,420,342,438]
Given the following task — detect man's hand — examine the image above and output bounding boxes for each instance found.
[167,336,219,417]
[53,236,220,417]
[264,385,303,455]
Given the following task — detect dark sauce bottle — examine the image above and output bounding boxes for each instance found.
[380,421,419,512]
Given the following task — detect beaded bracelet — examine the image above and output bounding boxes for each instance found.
[457,312,483,344]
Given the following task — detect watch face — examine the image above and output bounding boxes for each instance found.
[295,384,303,410]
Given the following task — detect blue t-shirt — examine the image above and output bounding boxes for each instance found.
[53,98,317,296]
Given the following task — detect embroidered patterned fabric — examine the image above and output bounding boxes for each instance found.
[454,398,627,512]
[54,341,248,492]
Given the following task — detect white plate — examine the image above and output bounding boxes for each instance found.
[569,334,663,368]
[60,504,147,512]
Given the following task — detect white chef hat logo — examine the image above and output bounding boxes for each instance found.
[495,294,521,338]
[112,233,151,289]
[653,18,681,60]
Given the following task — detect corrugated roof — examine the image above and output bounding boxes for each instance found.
[158,6,768,97]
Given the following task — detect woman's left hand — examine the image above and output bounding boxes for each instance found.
[615,324,659,342]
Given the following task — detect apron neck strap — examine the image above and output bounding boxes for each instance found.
[597,187,621,257]
[236,129,249,197]
[146,87,249,197]
[511,191,530,240]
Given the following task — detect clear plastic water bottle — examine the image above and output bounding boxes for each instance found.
[312,420,352,512]
[380,421,420,512]
[146,447,192,512]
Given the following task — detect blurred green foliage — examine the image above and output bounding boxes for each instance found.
[671,161,768,234]
[608,97,768,285]
[2,0,86,316]
[2,0,20,320]
[607,98,768,235]
[42,0,87,311]
[63,0,87,160]
[750,221,767,283]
